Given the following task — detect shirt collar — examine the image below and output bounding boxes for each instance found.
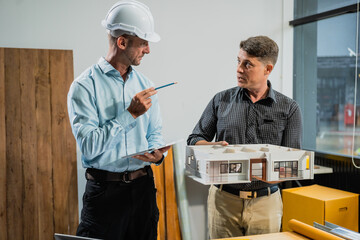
[97,57,133,78]
[266,80,276,103]
[239,80,277,103]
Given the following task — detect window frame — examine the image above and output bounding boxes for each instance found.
[291,2,360,160]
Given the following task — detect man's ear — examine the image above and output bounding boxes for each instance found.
[117,36,127,50]
[265,64,274,75]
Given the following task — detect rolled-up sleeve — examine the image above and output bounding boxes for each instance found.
[281,101,303,149]
[187,96,218,145]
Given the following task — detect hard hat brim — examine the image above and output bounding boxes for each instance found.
[142,32,160,43]
[102,20,160,42]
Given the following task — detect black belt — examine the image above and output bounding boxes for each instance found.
[86,166,152,183]
[215,184,278,199]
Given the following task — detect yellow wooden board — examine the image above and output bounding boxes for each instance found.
[215,231,309,240]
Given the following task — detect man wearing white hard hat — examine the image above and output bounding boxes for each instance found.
[67,1,169,239]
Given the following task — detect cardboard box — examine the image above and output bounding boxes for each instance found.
[282,184,359,232]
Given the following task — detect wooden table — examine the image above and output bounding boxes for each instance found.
[215,231,309,240]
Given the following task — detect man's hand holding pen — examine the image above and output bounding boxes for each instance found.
[127,82,178,119]
[127,87,157,119]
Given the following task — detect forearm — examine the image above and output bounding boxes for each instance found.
[195,140,211,145]
[195,140,229,146]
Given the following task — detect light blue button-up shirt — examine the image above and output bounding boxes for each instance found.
[67,57,164,172]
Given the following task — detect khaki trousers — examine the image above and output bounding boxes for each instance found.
[208,185,283,239]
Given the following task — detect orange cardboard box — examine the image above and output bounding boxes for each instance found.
[282,184,358,232]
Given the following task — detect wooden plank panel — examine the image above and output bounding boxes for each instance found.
[20,49,39,240]
[50,50,77,234]
[0,48,7,240]
[4,48,23,240]
[50,50,69,233]
[164,147,181,240]
[2,48,77,239]
[35,49,54,240]
[152,163,166,240]
[63,50,78,233]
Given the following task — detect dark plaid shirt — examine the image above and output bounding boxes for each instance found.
[187,81,302,190]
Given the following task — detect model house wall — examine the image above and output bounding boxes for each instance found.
[186,144,314,185]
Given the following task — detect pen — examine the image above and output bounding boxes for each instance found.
[155,82,178,90]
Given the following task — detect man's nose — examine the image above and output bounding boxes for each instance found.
[144,45,150,54]
[237,63,244,73]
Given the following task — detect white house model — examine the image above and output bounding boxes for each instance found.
[185,144,314,185]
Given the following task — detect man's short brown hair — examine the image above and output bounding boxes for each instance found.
[240,36,279,65]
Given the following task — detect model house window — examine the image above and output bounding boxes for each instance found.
[220,163,229,174]
[230,163,242,173]
[274,161,298,179]
[292,0,360,157]
[219,163,243,174]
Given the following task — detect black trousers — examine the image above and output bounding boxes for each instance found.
[76,170,159,240]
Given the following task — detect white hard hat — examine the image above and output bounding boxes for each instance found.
[101,0,160,42]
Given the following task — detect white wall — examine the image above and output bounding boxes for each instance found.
[0,0,293,239]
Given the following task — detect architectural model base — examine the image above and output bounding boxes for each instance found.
[185,144,314,185]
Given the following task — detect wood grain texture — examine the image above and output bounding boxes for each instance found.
[20,48,39,240]
[164,147,182,240]
[50,50,78,234]
[0,47,7,240]
[152,163,166,240]
[63,51,78,233]
[152,147,182,240]
[4,48,23,240]
[1,48,78,239]
[35,49,54,240]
